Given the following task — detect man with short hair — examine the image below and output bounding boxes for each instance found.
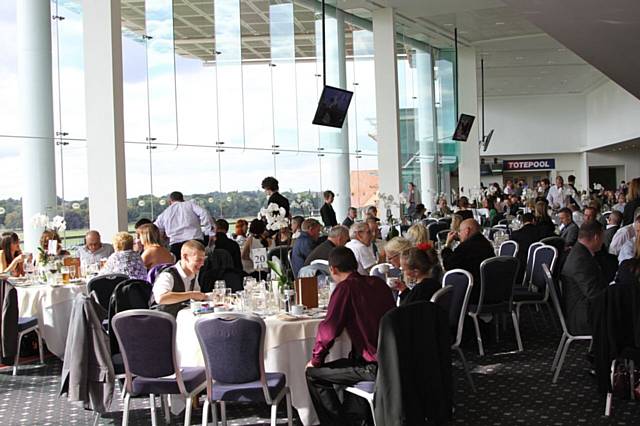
[583,206,598,224]
[262,176,290,219]
[306,247,395,426]
[77,230,114,266]
[320,190,338,227]
[154,191,214,261]
[153,240,207,316]
[345,222,377,275]
[617,216,640,263]
[455,197,474,221]
[441,218,495,303]
[561,222,607,335]
[304,225,349,266]
[291,219,321,277]
[342,207,357,228]
[547,175,580,210]
[212,219,242,270]
[603,210,622,250]
[509,213,539,281]
[558,207,579,248]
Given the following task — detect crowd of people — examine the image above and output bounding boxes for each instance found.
[2,174,640,424]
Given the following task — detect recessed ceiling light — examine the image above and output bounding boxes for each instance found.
[557,48,567,52]
[495,22,505,25]
[443,23,454,27]
[459,30,468,34]
[515,56,524,60]
[547,60,555,64]
[540,70,549,74]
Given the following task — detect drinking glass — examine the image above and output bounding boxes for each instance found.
[243,276,256,292]
[61,266,70,284]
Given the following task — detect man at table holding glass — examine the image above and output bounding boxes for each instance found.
[306,247,395,426]
[77,230,114,266]
[153,240,207,316]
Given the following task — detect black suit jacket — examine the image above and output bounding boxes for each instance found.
[603,225,620,251]
[399,277,441,306]
[320,203,337,227]
[342,216,354,228]
[561,242,606,335]
[441,233,495,303]
[510,224,540,280]
[623,198,640,226]
[213,232,243,271]
[560,222,579,247]
[456,209,474,221]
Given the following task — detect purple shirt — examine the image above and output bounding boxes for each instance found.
[100,250,148,281]
[312,272,395,367]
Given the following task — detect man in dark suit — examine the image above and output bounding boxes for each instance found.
[320,190,338,227]
[558,207,579,248]
[441,219,495,303]
[603,210,622,251]
[561,221,607,335]
[212,219,242,271]
[510,213,539,283]
[304,225,349,266]
[342,207,357,228]
[261,176,290,219]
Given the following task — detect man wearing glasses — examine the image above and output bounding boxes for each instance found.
[345,222,377,275]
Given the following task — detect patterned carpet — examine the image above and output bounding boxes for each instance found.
[2,310,640,425]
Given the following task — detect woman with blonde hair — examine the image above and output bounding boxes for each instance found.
[405,223,430,245]
[623,177,640,225]
[139,224,175,269]
[384,237,412,269]
[100,232,147,280]
[397,246,441,305]
[450,213,464,233]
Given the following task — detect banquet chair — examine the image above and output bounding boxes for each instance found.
[87,274,129,312]
[441,269,476,391]
[544,264,592,384]
[519,242,544,287]
[298,263,330,278]
[310,259,329,266]
[195,313,292,426]
[468,256,522,356]
[498,240,519,257]
[513,245,558,321]
[427,222,449,242]
[437,230,451,245]
[112,310,206,426]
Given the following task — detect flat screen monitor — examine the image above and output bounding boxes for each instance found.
[452,114,475,141]
[312,85,353,128]
[482,129,494,152]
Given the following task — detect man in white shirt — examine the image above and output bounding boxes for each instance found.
[617,216,640,263]
[547,175,580,210]
[154,191,214,261]
[77,230,114,266]
[609,211,639,256]
[153,240,207,316]
[345,222,377,275]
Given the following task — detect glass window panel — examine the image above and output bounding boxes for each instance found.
[243,63,274,149]
[122,32,149,144]
[348,29,376,156]
[435,49,459,174]
[125,143,154,222]
[277,152,322,217]
[0,140,24,233]
[0,1,18,137]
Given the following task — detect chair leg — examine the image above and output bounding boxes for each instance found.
[202,400,209,426]
[149,394,158,426]
[511,312,524,352]
[471,315,484,356]
[122,393,131,426]
[270,400,278,426]
[211,402,218,426]
[367,396,376,426]
[552,337,573,383]
[35,329,44,364]
[285,390,293,426]
[495,315,500,343]
[605,359,616,416]
[93,412,100,426]
[13,331,24,376]
[551,334,567,371]
[220,401,227,426]
[629,360,635,400]
[456,346,476,392]
[184,396,193,426]
[162,395,171,424]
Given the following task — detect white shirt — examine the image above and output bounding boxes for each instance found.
[618,238,636,264]
[609,224,636,256]
[152,262,200,304]
[77,243,114,266]
[345,239,377,275]
[154,201,214,245]
[547,185,579,209]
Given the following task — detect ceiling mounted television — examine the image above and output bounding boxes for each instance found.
[482,129,494,152]
[312,85,353,129]
[452,113,475,141]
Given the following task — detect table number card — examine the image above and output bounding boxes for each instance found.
[251,248,268,271]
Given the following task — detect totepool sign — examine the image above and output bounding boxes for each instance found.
[503,159,555,171]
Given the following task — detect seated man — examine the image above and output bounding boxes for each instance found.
[291,218,321,277]
[603,210,622,251]
[617,215,640,264]
[342,207,358,228]
[558,207,579,248]
[304,225,349,266]
[345,222,377,275]
[561,221,607,335]
[152,240,207,316]
[77,230,114,266]
[306,247,395,426]
[509,213,539,282]
[441,218,495,303]
[212,219,243,271]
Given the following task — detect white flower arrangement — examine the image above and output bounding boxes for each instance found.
[258,203,290,231]
[377,192,397,209]
[31,213,66,233]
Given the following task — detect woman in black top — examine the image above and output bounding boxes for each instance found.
[533,200,555,239]
[398,245,441,305]
[623,178,640,226]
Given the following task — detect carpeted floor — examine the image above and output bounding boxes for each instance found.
[1,310,640,425]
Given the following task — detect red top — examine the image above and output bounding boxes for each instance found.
[312,272,395,366]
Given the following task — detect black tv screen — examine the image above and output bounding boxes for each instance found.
[452,113,475,141]
[312,85,353,128]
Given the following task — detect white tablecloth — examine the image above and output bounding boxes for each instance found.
[176,310,351,426]
[15,282,87,359]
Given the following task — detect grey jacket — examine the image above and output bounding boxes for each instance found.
[560,222,579,247]
[60,294,114,413]
[0,280,19,363]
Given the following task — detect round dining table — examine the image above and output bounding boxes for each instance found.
[175,309,351,426]
[14,280,87,359]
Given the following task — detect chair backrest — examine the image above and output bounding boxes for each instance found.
[195,313,271,401]
[437,229,450,243]
[539,236,565,255]
[107,279,154,354]
[442,269,473,347]
[498,240,519,257]
[430,285,453,308]
[530,245,558,291]
[477,256,519,310]
[87,274,129,311]
[112,310,178,391]
[427,222,449,242]
[0,280,19,359]
[147,263,173,285]
[298,263,330,278]
[522,241,544,286]
[310,259,329,266]
[544,263,571,336]
[369,263,393,277]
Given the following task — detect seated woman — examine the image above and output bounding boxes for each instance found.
[397,245,441,305]
[241,219,272,277]
[377,237,411,278]
[405,223,430,246]
[274,226,293,247]
[616,237,640,286]
[138,223,175,270]
[39,229,70,260]
[0,232,26,276]
[100,232,147,281]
